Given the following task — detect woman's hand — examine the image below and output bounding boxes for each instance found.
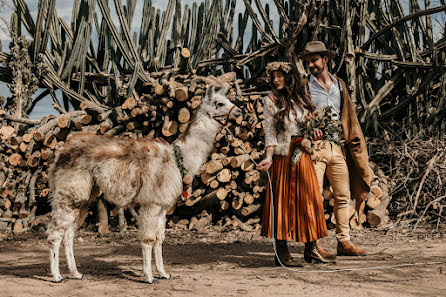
[256,157,272,172]
[311,129,323,141]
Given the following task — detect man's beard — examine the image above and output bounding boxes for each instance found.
[310,65,324,77]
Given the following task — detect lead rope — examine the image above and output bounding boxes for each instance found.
[224,126,445,273]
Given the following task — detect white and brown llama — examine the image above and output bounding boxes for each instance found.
[47,85,241,283]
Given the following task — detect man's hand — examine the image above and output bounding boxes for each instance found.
[256,157,272,172]
[311,129,323,141]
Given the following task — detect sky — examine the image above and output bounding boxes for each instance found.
[0,0,444,118]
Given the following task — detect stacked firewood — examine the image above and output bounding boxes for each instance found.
[0,68,391,234]
[0,70,269,233]
[319,161,390,231]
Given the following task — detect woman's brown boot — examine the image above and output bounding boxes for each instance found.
[275,240,304,267]
[304,241,336,264]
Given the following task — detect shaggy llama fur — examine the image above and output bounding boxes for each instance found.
[47,85,240,283]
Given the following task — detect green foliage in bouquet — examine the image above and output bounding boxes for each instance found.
[300,105,345,146]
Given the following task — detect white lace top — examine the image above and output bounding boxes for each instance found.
[264,100,304,148]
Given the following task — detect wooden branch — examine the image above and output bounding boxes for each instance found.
[0,115,40,125]
[354,49,398,61]
[411,152,441,215]
[236,43,278,67]
[362,5,446,49]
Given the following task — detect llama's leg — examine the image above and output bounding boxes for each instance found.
[48,206,82,282]
[141,242,153,283]
[64,223,83,279]
[47,171,92,282]
[48,225,64,282]
[138,205,163,283]
[154,207,170,279]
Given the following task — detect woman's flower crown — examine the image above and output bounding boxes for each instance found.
[265,61,292,76]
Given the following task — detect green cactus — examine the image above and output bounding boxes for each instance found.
[10,12,18,39]
[5,35,39,117]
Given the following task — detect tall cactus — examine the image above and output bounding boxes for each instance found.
[5,32,40,130]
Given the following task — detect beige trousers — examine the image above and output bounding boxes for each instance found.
[311,140,351,242]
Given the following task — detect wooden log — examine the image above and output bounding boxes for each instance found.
[0,189,10,199]
[322,187,333,200]
[99,118,114,134]
[244,170,260,185]
[240,204,260,216]
[0,198,11,209]
[154,84,165,96]
[175,86,189,101]
[230,154,250,168]
[22,133,33,143]
[209,179,219,189]
[231,215,252,231]
[241,159,255,171]
[122,97,137,110]
[57,115,70,128]
[13,219,24,234]
[206,159,223,174]
[97,110,113,122]
[179,48,191,74]
[231,196,244,210]
[217,168,231,183]
[216,187,228,200]
[26,155,39,168]
[32,130,43,142]
[183,174,193,185]
[220,200,229,211]
[0,126,15,140]
[43,134,57,148]
[19,142,28,153]
[367,194,391,227]
[40,148,51,160]
[178,107,191,123]
[191,211,212,231]
[8,153,22,166]
[243,193,254,205]
[190,98,201,109]
[161,116,178,137]
[188,216,199,230]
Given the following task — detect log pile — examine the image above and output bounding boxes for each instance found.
[0,71,270,233]
[319,161,389,230]
[0,69,391,233]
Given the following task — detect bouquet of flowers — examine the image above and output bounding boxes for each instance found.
[291,106,344,165]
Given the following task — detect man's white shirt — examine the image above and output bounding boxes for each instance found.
[308,73,341,120]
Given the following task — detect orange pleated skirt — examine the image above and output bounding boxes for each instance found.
[261,139,327,243]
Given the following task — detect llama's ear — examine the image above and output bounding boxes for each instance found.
[206,84,215,101]
[217,84,229,96]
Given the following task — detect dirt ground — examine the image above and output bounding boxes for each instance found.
[0,226,445,297]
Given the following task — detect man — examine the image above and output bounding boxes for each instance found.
[299,41,372,256]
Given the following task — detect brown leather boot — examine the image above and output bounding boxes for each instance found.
[316,241,337,260]
[275,240,304,267]
[304,241,336,263]
[337,240,367,256]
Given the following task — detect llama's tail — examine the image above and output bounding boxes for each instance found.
[48,147,63,194]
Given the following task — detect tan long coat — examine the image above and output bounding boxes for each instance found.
[336,77,372,210]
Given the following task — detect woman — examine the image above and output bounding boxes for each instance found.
[256,61,334,266]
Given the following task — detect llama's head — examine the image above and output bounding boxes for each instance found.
[201,84,242,123]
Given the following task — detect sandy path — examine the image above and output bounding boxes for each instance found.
[0,227,445,297]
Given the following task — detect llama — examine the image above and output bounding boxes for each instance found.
[47,85,241,283]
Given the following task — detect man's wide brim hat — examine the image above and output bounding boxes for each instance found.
[298,41,335,60]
